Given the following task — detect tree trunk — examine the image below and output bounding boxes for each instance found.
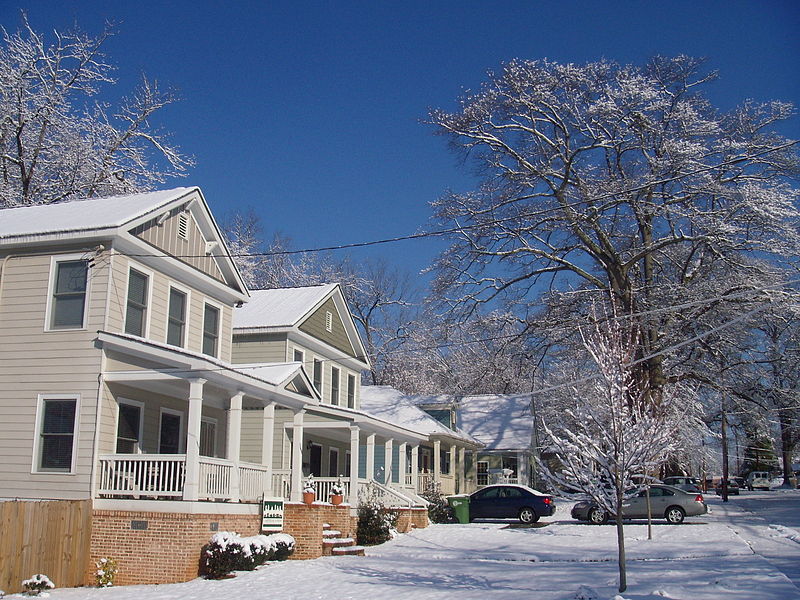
[778,411,794,486]
[616,493,627,592]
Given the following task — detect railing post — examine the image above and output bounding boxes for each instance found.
[433,439,441,488]
[366,433,376,481]
[411,444,419,492]
[262,401,275,496]
[398,442,407,489]
[458,446,466,494]
[227,391,244,502]
[290,409,305,502]
[384,439,394,485]
[183,378,206,501]
[349,426,360,507]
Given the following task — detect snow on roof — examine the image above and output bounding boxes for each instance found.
[359,386,479,444]
[233,284,338,329]
[0,187,194,240]
[235,362,305,386]
[457,394,534,451]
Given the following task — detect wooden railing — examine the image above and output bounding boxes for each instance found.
[98,454,186,498]
[239,464,270,502]
[272,469,291,499]
[308,477,350,500]
[198,457,232,500]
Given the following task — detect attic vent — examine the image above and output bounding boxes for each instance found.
[177,213,189,240]
[325,310,333,332]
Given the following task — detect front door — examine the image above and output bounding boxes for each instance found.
[309,444,322,476]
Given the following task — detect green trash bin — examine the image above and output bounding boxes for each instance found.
[447,494,471,524]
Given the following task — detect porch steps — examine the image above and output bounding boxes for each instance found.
[322,523,364,557]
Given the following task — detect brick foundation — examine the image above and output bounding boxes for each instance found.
[388,507,429,533]
[283,502,357,559]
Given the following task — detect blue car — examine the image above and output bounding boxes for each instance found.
[469,484,555,524]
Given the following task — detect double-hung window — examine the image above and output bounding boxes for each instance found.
[48,258,89,330]
[313,359,323,395]
[202,302,220,357]
[167,287,187,347]
[330,367,340,405]
[35,395,79,472]
[347,374,356,408]
[116,400,143,453]
[125,268,149,336]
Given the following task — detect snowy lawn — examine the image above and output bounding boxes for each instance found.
[27,490,800,600]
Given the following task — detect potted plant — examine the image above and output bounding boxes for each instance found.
[330,477,344,505]
[302,475,316,504]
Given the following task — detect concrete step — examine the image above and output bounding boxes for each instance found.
[332,545,365,556]
[322,537,356,556]
[323,529,342,539]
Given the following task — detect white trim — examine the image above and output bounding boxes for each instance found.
[200,415,218,457]
[31,393,81,475]
[115,397,145,454]
[292,347,305,363]
[201,298,224,358]
[166,282,191,348]
[159,407,185,454]
[123,262,155,339]
[44,253,92,332]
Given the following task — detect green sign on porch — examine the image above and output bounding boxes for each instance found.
[261,497,284,533]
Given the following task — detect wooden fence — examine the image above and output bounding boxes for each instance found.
[0,500,91,593]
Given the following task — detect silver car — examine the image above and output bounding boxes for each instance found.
[571,484,708,524]
[663,476,702,494]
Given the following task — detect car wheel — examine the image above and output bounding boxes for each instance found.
[665,506,685,524]
[519,507,539,524]
[588,507,608,525]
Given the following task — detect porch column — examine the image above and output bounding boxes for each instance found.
[290,409,305,502]
[398,442,408,489]
[433,439,441,485]
[458,446,466,494]
[517,450,527,485]
[183,378,206,502]
[384,439,393,485]
[450,444,456,484]
[472,449,479,486]
[411,445,419,491]
[349,426,360,506]
[366,433,376,481]
[262,402,275,496]
[226,391,244,503]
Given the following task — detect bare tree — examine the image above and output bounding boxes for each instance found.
[0,15,192,206]
[541,310,694,593]
[429,56,800,401]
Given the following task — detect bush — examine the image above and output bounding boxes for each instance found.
[201,532,296,579]
[94,557,118,587]
[357,485,397,546]
[421,481,455,524]
[21,574,54,596]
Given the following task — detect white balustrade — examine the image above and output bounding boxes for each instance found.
[98,454,186,498]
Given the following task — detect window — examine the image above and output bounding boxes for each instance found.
[325,310,333,332]
[125,268,149,336]
[116,400,143,453]
[159,409,183,454]
[167,287,187,347]
[35,395,78,472]
[441,448,451,475]
[48,258,89,330]
[345,452,351,477]
[328,448,339,477]
[477,461,489,486]
[200,418,216,457]
[347,374,356,408]
[330,367,340,405]
[202,303,220,357]
[313,359,323,394]
[293,349,304,363]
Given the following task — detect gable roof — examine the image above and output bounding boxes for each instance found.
[456,394,534,452]
[359,386,481,446]
[0,187,248,303]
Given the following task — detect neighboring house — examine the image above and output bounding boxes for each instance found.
[231,286,428,506]
[0,187,429,588]
[360,386,483,495]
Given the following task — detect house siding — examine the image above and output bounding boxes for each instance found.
[231,333,286,365]
[298,297,356,358]
[0,248,111,500]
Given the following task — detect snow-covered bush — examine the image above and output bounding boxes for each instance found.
[420,480,454,524]
[201,532,295,579]
[330,476,344,496]
[94,557,118,587]
[303,475,315,494]
[357,485,397,545]
[21,574,54,596]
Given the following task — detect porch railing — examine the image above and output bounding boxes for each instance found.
[98,454,186,498]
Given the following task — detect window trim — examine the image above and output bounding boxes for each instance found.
[293,348,305,363]
[115,398,145,454]
[31,394,80,474]
[166,283,191,348]
[201,299,223,358]
[158,407,185,454]
[312,357,323,398]
[44,254,91,332]
[124,264,154,338]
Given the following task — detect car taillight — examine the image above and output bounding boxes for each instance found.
[543,497,552,505]
[695,494,704,503]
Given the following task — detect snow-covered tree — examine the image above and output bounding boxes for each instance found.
[428,56,800,403]
[0,16,192,206]
[541,309,696,592]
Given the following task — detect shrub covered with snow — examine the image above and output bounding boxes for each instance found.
[421,480,455,524]
[94,557,118,587]
[357,486,397,546]
[201,532,295,579]
[21,574,54,596]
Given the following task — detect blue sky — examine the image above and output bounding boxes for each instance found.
[3,1,798,278]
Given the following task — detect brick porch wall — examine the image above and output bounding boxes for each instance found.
[283,502,357,559]
[387,507,429,533]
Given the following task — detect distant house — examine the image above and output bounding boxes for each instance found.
[359,386,483,495]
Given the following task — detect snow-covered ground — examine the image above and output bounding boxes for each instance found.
[23,489,800,600]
